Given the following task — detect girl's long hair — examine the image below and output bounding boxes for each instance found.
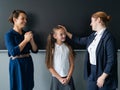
[46,31,55,69]
[45,25,74,69]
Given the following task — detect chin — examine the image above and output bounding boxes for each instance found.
[62,39,66,42]
[21,25,25,29]
[92,29,96,31]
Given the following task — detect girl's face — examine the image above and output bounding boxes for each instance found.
[90,17,99,31]
[53,28,66,43]
[13,13,27,29]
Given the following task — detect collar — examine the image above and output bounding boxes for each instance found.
[94,28,106,36]
[55,43,65,48]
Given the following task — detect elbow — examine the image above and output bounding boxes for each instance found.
[9,49,20,56]
[70,63,74,69]
[32,49,38,53]
[31,47,38,53]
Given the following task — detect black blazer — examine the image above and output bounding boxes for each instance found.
[72,29,118,89]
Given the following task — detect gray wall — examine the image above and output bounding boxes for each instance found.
[0,50,119,90]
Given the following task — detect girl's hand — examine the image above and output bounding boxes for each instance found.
[58,77,67,84]
[64,77,70,85]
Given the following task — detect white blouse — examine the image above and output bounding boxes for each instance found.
[53,43,70,77]
[88,28,106,65]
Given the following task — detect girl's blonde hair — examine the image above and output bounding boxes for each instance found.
[45,25,74,69]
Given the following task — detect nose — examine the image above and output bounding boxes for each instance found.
[90,22,92,26]
[63,34,66,37]
[24,18,27,23]
[25,19,27,23]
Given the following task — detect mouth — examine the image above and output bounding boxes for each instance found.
[22,23,26,26]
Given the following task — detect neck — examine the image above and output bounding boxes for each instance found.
[56,41,63,45]
[13,26,23,34]
[96,25,106,32]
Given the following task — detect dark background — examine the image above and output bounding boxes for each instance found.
[0,0,120,50]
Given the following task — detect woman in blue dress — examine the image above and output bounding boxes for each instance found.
[4,10,38,90]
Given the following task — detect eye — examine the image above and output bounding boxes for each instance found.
[60,33,63,36]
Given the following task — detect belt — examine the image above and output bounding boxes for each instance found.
[10,54,30,60]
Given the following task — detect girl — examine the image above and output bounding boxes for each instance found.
[46,25,75,90]
[4,10,38,90]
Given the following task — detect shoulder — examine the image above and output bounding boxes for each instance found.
[64,43,73,52]
[5,29,14,38]
[103,29,115,40]
[4,29,21,42]
[5,28,14,35]
[64,43,71,48]
[102,29,116,47]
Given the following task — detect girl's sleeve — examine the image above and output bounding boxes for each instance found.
[5,33,21,56]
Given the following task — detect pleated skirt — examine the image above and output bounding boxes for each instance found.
[50,76,75,90]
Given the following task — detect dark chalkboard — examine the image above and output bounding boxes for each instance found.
[0,0,120,49]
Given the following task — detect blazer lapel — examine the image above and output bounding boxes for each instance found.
[87,33,96,48]
[96,29,108,55]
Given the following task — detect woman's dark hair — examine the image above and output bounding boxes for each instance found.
[8,10,27,24]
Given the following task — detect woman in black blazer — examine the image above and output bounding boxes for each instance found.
[62,11,118,90]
